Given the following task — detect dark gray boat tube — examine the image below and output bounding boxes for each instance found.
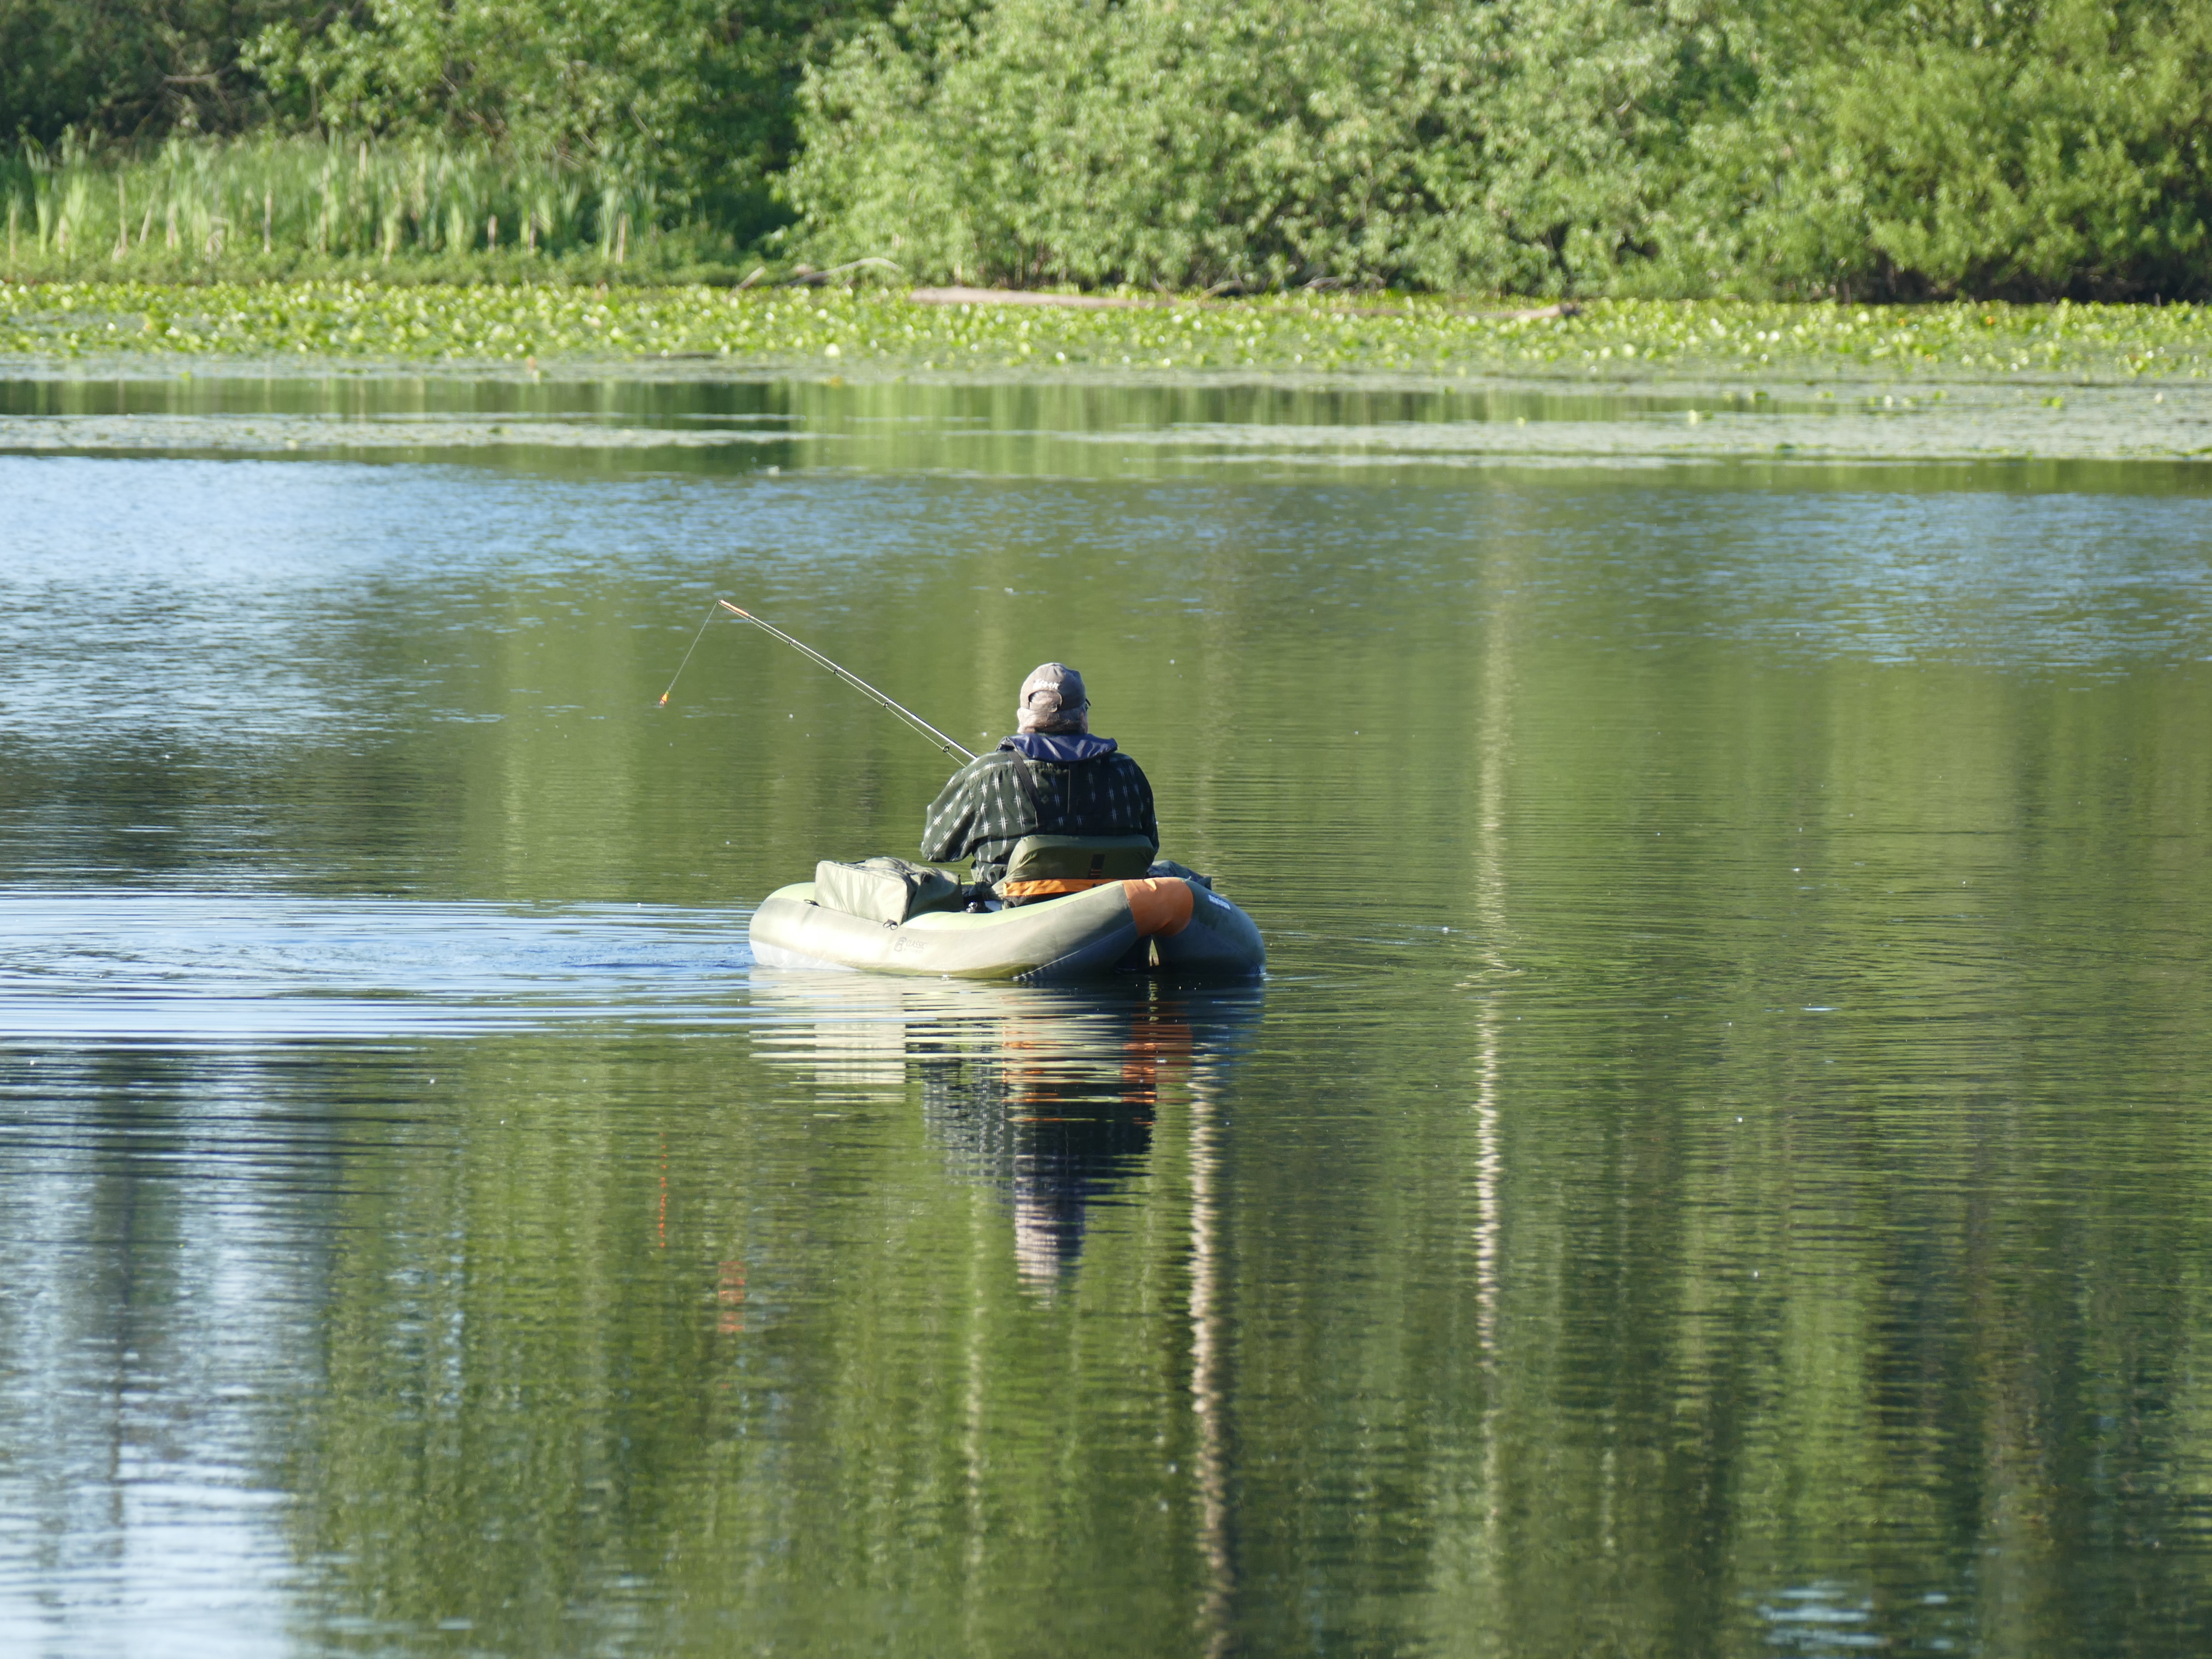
[1151,881,1267,974]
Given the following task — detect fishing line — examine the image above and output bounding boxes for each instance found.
[657,599,978,762]
[657,603,723,708]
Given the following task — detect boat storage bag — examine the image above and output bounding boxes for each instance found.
[813,857,962,925]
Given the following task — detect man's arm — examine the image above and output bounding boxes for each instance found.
[1121,756,1160,851]
[919,762,985,863]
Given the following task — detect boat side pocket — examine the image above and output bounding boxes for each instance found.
[813,856,963,924]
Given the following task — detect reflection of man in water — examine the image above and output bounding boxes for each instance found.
[922,1011,1187,1292]
[919,663,1158,894]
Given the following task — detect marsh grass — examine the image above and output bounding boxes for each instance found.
[4,282,2210,386]
[0,134,724,282]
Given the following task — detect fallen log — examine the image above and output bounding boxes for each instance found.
[905,286,1162,310]
[901,286,1578,321]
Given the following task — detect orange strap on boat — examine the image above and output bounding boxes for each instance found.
[1122,877,1195,938]
[997,876,1114,898]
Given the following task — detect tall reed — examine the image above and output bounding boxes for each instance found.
[0,133,669,273]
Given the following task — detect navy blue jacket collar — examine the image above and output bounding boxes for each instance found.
[999,733,1118,763]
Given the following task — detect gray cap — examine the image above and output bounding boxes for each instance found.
[1016,663,1089,734]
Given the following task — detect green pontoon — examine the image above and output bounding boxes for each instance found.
[749,836,1265,982]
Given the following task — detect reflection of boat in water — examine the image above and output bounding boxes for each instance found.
[749,875,1265,982]
[749,975,1262,1288]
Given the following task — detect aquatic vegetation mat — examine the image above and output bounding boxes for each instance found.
[4,282,2212,386]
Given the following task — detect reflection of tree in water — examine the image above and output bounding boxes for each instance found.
[917,1027,1170,1291]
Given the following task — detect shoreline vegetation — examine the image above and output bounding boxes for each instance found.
[6,3,2212,305]
[8,0,2212,395]
[3,280,2210,387]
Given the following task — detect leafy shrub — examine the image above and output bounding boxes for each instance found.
[1747,0,2212,300]
[787,0,2212,299]
[785,0,1756,293]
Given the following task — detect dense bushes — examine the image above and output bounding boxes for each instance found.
[787,0,2212,298]
[6,0,2212,297]
[1763,0,2212,300]
[784,0,1699,292]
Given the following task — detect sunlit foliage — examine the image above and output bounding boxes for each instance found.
[789,0,2212,299]
[5,0,2210,299]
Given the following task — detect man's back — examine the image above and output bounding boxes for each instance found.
[917,662,1158,886]
[920,733,1158,885]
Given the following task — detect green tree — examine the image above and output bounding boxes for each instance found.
[0,0,318,142]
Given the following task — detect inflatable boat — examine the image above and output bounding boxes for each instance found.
[748,838,1264,982]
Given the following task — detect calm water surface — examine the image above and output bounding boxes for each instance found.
[2,376,2210,1657]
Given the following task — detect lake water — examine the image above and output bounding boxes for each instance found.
[2,372,2210,1657]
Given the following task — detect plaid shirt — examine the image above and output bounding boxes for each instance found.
[920,743,1159,882]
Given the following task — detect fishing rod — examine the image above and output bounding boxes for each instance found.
[659,600,978,762]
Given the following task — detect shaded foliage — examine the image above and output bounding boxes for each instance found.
[0,0,325,142]
[247,0,887,236]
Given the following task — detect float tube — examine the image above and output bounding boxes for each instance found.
[749,876,1265,982]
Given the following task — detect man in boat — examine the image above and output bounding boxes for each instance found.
[920,663,1157,901]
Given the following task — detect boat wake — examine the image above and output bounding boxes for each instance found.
[0,888,759,1044]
